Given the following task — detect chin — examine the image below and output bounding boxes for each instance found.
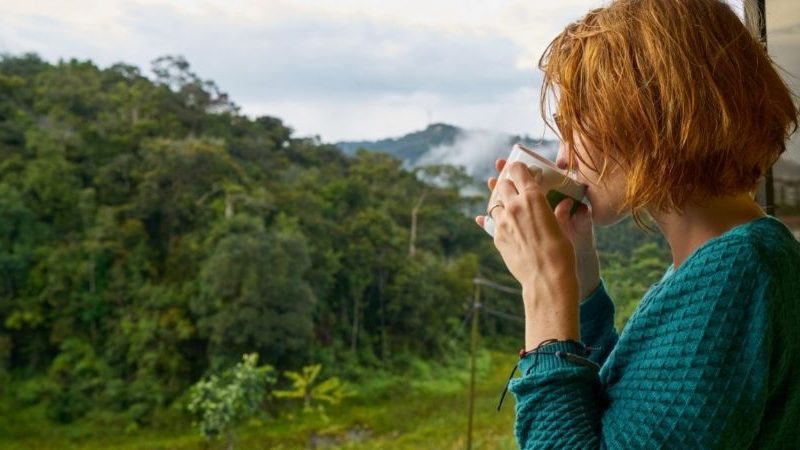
[590,203,627,227]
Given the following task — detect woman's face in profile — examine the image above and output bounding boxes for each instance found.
[556,133,628,227]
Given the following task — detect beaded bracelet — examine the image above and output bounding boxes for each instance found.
[496,338,602,411]
[519,338,589,358]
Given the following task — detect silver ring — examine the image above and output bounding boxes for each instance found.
[487,202,504,218]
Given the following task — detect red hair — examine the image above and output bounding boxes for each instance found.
[539,0,799,229]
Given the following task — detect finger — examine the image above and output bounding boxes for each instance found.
[487,177,497,191]
[507,161,542,193]
[495,159,506,173]
[475,215,485,228]
[494,177,519,205]
[553,198,574,233]
[571,202,594,233]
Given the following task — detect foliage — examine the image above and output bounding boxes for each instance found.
[186,353,275,446]
[0,52,501,423]
[595,223,671,331]
[0,351,515,450]
[273,364,352,422]
[0,52,671,431]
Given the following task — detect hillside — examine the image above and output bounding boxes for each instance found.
[336,123,462,163]
[0,53,674,448]
[336,123,559,181]
[0,53,513,429]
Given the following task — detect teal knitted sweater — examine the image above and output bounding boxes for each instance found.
[508,215,800,449]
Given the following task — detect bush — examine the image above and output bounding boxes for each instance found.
[187,353,275,449]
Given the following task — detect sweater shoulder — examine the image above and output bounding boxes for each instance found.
[661,216,798,295]
[607,223,775,385]
[663,233,765,296]
[744,216,800,289]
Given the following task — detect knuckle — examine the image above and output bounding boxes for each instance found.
[522,189,542,203]
[506,202,523,214]
[493,225,507,244]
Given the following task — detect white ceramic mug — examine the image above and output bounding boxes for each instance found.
[483,144,588,237]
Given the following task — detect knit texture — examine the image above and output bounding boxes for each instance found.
[508,215,800,449]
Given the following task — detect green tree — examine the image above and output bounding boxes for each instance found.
[0,52,526,426]
[194,214,316,368]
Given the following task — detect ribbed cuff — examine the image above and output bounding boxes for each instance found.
[518,340,591,375]
[579,278,613,325]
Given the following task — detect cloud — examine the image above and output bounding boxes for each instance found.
[246,85,553,143]
[416,129,511,177]
[73,0,552,140]
[127,11,538,101]
[416,126,559,180]
[0,0,602,141]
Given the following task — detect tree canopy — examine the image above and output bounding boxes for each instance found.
[0,53,670,426]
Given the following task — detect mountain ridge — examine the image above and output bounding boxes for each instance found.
[337,123,800,186]
[335,123,559,181]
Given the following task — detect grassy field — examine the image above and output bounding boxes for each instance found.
[0,350,521,450]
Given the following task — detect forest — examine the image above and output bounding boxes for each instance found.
[0,54,671,447]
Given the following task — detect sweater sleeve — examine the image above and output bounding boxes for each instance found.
[509,244,770,449]
[578,278,618,368]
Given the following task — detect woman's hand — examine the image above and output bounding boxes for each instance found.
[475,160,577,293]
[475,160,581,345]
[476,159,601,301]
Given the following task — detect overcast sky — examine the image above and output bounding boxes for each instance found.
[0,0,616,142]
[0,0,771,146]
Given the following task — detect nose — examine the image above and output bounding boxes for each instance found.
[555,142,569,171]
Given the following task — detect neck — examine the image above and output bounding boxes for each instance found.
[647,192,766,270]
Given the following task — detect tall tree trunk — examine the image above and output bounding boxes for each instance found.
[409,189,428,257]
[378,270,387,363]
[89,255,96,293]
[225,430,235,450]
[350,294,360,353]
[225,193,234,218]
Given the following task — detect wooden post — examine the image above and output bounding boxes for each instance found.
[466,281,480,450]
[745,0,777,215]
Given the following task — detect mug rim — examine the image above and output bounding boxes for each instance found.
[513,143,564,174]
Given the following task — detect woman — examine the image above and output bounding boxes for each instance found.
[474,0,800,448]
